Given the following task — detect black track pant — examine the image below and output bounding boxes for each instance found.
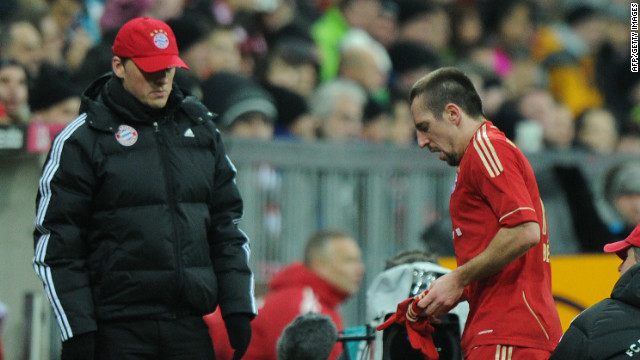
[95,316,216,360]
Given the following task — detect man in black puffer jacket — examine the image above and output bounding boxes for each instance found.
[550,223,640,359]
[33,17,256,360]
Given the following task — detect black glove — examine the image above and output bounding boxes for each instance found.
[223,314,252,360]
[61,331,96,360]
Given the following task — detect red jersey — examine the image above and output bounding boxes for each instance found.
[450,121,561,352]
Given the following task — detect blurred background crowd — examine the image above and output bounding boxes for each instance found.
[0,0,639,154]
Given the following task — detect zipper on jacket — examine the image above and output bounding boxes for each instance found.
[153,119,185,312]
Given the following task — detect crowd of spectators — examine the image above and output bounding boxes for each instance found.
[2,0,640,254]
[1,0,639,259]
[0,0,638,153]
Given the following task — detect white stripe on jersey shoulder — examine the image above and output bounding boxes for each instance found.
[472,123,504,178]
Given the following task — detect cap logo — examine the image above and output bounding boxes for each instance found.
[115,125,138,146]
[151,29,169,50]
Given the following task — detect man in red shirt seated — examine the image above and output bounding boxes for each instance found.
[205,229,365,360]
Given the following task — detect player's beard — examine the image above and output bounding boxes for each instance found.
[442,150,462,166]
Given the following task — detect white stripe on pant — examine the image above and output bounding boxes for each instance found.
[495,345,513,360]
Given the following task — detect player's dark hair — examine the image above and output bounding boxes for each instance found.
[409,67,484,119]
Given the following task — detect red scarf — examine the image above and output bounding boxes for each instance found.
[376,291,439,359]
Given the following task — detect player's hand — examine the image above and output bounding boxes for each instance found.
[416,271,464,318]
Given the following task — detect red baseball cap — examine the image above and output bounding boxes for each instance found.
[604,223,640,259]
[112,17,189,73]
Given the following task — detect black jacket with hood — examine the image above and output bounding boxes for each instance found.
[33,73,256,341]
[549,262,640,359]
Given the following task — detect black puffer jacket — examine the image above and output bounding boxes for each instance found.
[549,263,640,359]
[33,74,256,341]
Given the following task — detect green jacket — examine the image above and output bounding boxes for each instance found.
[311,6,350,81]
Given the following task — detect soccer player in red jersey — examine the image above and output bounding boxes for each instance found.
[409,67,562,360]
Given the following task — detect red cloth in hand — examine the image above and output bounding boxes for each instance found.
[376,291,438,360]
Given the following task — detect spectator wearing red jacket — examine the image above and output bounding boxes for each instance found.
[205,229,364,360]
